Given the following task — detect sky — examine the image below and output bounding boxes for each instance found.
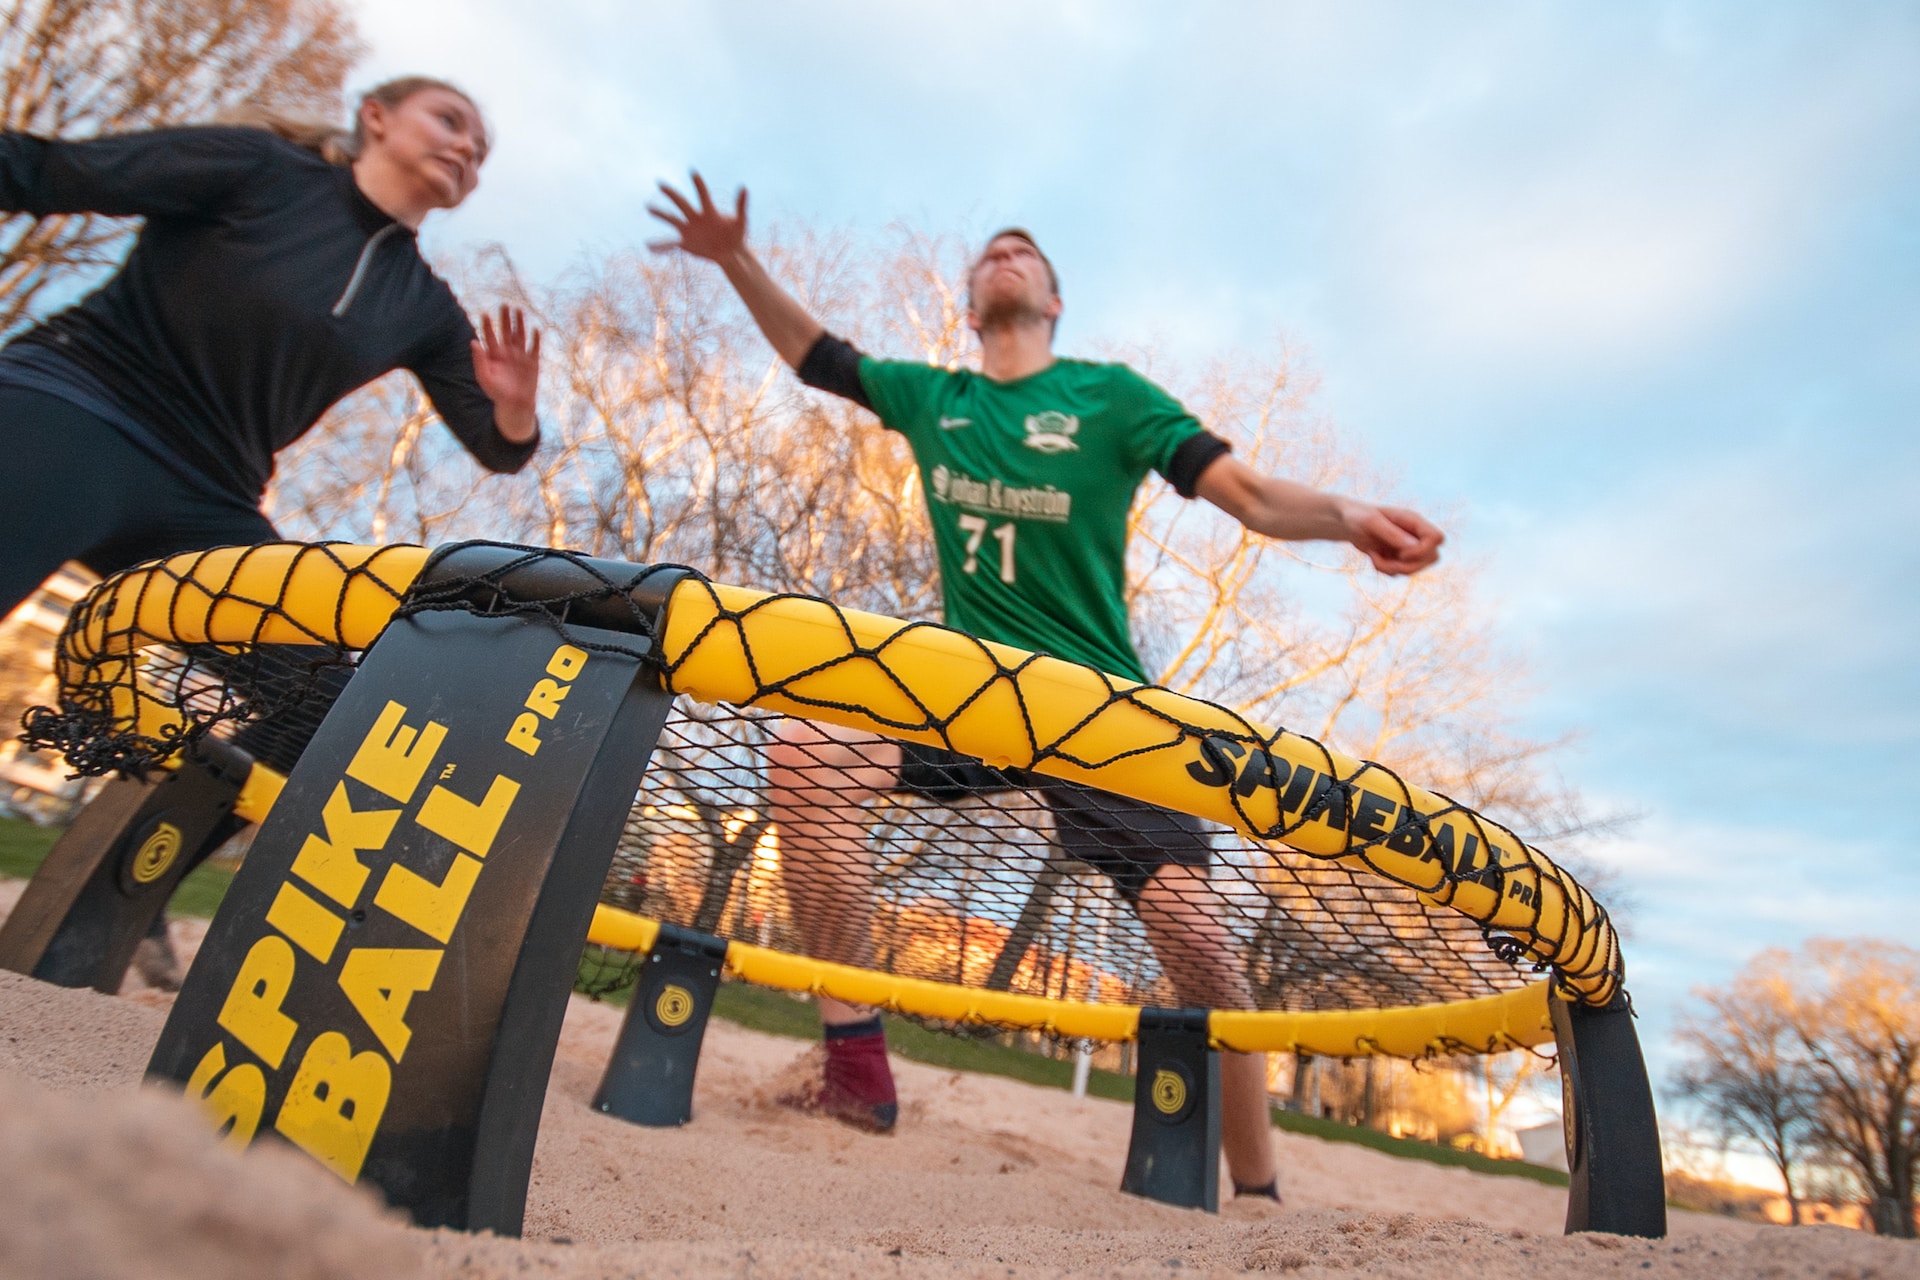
[349,0,1919,1156]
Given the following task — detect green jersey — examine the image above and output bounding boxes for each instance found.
[858,357,1208,684]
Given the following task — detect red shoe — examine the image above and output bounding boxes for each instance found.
[776,1018,898,1134]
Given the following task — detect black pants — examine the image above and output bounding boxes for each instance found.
[0,388,343,773]
[0,387,275,618]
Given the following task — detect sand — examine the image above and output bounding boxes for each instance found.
[0,893,1914,1278]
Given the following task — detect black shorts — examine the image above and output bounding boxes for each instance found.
[892,742,1212,903]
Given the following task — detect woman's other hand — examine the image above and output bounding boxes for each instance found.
[473,303,540,442]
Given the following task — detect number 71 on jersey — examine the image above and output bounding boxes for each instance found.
[957,514,1016,583]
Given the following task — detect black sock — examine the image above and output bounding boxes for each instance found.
[823,1015,884,1041]
[1233,1179,1281,1202]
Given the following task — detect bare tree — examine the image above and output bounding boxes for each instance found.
[0,0,364,337]
[272,232,946,612]
[1673,965,1819,1223]
[265,375,499,544]
[1679,940,1919,1235]
[1786,940,1919,1236]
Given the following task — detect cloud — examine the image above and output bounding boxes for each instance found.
[1479,433,1920,1075]
[345,2,1920,379]
[1602,815,1914,943]
[349,0,727,272]
[1335,8,1920,380]
[1488,435,1920,750]
[1579,801,1918,1083]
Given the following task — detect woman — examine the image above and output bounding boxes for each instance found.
[0,76,542,617]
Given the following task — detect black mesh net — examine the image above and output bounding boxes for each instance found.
[647,575,1620,1012]
[576,699,1555,1023]
[16,541,678,776]
[18,543,419,777]
[23,541,1619,1036]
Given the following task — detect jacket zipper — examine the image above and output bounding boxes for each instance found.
[331,224,403,318]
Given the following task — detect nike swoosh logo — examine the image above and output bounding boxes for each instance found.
[938,416,972,430]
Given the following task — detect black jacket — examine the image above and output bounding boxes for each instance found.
[0,126,538,505]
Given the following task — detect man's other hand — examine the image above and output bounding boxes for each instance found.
[1341,502,1444,576]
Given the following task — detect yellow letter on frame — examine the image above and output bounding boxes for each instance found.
[336,947,443,1061]
[185,1042,266,1149]
[373,853,482,945]
[415,774,520,859]
[216,934,299,1070]
[274,1031,392,1184]
[290,782,401,909]
[346,701,448,804]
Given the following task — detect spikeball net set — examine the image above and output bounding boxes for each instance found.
[23,540,1624,1060]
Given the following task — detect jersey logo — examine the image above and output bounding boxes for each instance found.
[938,415,972,430]
[1022,411,1079,453]
[928,464,1072,522]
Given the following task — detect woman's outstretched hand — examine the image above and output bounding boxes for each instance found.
[648,172,748,262]
[473,303,541,443]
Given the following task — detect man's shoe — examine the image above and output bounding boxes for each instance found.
[1233,1178,1283,1204]
[776,1017,898,1134]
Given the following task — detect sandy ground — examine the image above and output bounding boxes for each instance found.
[0,885,1914,1278]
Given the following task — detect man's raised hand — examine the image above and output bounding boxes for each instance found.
[648,172,748,262]
[644,171,826,367]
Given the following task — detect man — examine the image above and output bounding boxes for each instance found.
[651,175,1443,1201]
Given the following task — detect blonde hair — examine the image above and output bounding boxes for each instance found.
[220,76,486,167]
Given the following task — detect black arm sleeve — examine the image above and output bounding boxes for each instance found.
[409,306,541,475]
[795,332,872,410]
[0,126,272,219]
[1162,431,1233,499]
